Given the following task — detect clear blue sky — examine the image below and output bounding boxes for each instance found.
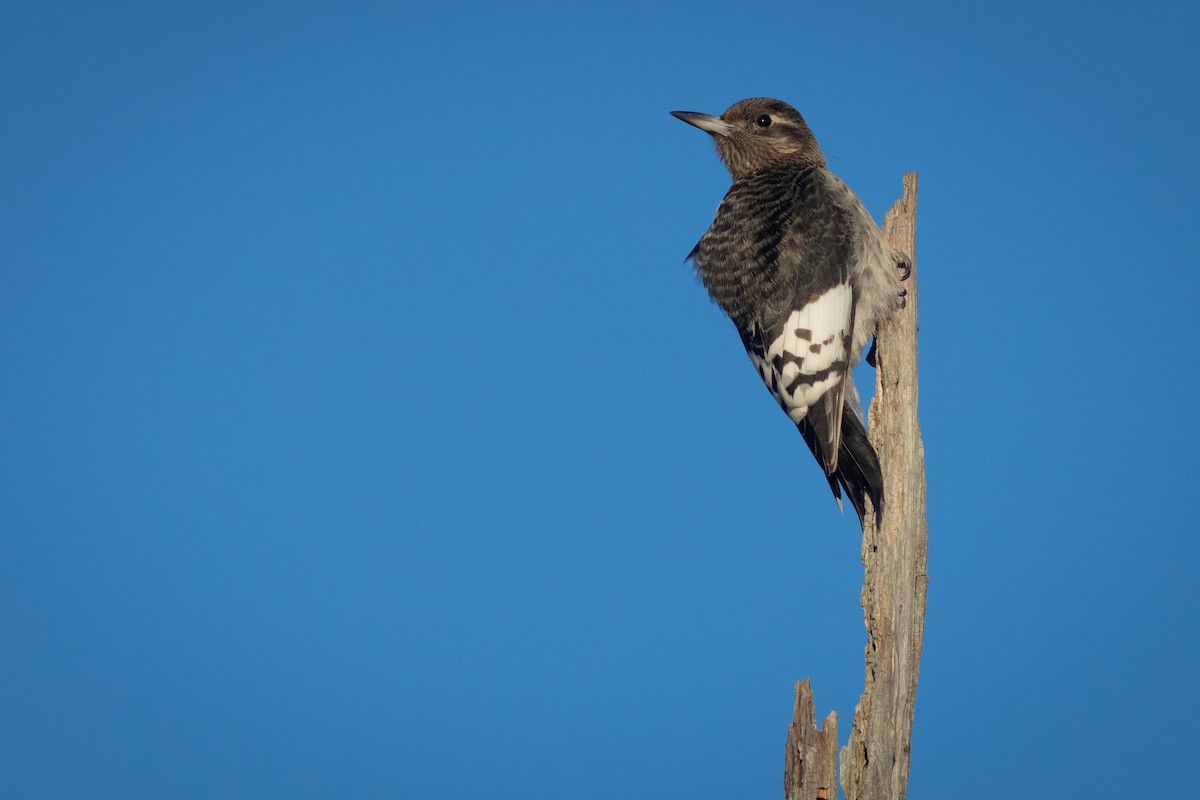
[3,1,1198,797]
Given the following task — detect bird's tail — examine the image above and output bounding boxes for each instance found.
[835,404,884,527]
[797,400,884,528]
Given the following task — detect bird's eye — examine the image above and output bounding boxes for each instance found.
[755,114,772,128]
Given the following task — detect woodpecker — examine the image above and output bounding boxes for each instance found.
[672,97,909,525]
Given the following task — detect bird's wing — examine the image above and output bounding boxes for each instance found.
[751,285,854,474]
[690,167,883,520]
[729,169,856,474]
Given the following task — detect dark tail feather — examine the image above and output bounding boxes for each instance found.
[796,417,844,508]
[797,402,884,528]
[835,405,884,527]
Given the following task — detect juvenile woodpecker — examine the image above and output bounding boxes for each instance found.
[672,97,909,525]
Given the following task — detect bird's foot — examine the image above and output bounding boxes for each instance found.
[866,336,879,368]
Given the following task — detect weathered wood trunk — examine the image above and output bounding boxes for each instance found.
[784,680,838,800]
[784,173,927,800]
[840,171,928,800]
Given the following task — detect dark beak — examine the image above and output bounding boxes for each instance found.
[670,110,732,137]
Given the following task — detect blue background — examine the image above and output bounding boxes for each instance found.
[4,1,1198,797]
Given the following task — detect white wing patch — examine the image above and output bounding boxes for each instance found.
[749,283,851,424]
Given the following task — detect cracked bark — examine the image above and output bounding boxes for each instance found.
[784,679,838,800]
[784,172,927,800]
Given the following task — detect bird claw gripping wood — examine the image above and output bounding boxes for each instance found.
[868,259,912,367]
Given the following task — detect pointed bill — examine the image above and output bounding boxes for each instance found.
[670,111,731,137]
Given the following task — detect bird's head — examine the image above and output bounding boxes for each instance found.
[671,97,825,180]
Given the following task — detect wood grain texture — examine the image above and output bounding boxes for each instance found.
[784,679,838,800]
[839,172,929,800]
